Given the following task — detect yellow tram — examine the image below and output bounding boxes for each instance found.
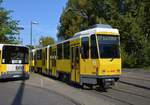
[34,24,121,89]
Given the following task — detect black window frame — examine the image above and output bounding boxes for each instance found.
[90,34,98,59]
[98,35,120,58]
[42,49,45,65]
[0,50,1,60]
[2,46,29,64]
[37,49,42,60]
[64,41,70,59]
[81,37,89,59]
[57,43,63,59]
[49,47,52,60]
[45,48,47,60]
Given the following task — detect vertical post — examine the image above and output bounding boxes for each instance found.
[30,22,32,46]
[30,21,38,47]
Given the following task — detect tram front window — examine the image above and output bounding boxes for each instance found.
[98,35,120,58]
[2,46,29,64]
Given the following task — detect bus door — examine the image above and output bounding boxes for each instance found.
[52,50,56,77]
[71,46,80,83]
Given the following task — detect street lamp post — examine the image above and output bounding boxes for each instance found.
[39,40,42,48]
[30,21,38,46]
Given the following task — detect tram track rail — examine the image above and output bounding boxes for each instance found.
[119,80,150,90]
[84,84,150,105]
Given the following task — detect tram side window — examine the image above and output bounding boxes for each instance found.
[0,51,1,60]
[37,49,42,60]
[34,52,36,60]
[49,47,52,59]
[64,41,70,59]
[30,52,33,60]
[81,37,89,59]
[42,51,45,65]
[45,48,47,60]
[91,34,98,59]
[57,44,62,59]
[49,47,52,55]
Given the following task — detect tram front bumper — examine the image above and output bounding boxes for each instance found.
[80,75,120,85]
[0,71,29,79]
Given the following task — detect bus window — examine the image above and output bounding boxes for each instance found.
[91,35,98,59]
[2,46,29,64]
[81,37,89,59]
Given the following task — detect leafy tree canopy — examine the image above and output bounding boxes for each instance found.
[0,1,21,44]
[39,36,55,47]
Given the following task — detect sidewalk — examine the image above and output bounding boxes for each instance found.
[25,73,116,105]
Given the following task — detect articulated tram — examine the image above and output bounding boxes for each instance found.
[0,44,30,79]
[32,24,121,89]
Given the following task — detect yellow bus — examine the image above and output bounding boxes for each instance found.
[0,44,30,79]
[34,24,121,89]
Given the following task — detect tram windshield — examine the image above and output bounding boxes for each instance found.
[97,35,120,58]
[2,46,29,64]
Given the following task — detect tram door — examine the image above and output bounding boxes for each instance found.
[0,50,1,65]
[52,50,56,77]
[71,46,80,83]
[34,52,37,72]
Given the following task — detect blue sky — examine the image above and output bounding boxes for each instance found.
[2,0,67,45]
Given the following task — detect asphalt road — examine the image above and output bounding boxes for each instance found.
[0,69,150,105]
[0,79,78,105]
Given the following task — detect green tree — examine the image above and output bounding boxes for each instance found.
[39,36,55,47]
[0,1,21,44]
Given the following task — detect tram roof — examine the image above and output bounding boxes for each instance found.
[74,27,119,38]
[0,44,29,49]
[55,26,119,45]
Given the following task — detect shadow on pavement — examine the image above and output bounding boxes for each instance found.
[0,77,28,82]
[11,80,25,105]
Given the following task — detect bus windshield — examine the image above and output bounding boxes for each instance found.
[2,46,29,64]
[97,35,120,58]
